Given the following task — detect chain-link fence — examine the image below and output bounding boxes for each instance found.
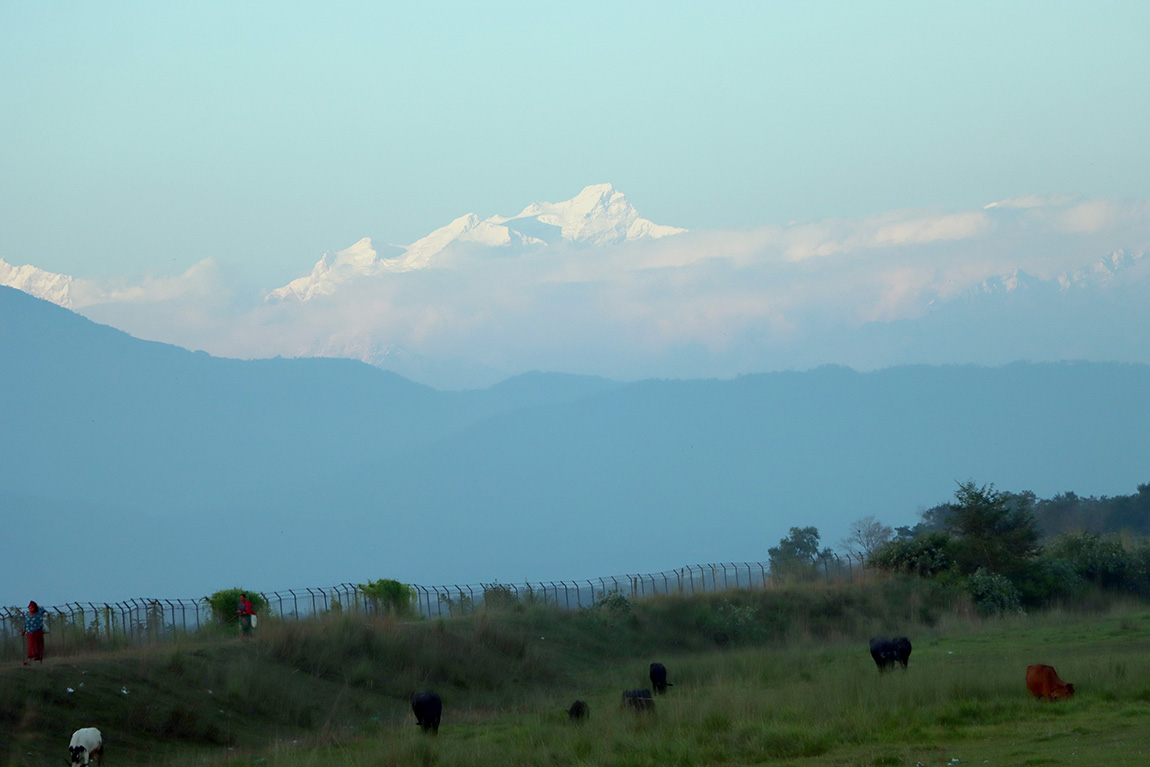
[2,554,870,661]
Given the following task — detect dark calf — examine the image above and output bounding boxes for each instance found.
[649,662,673,694]
[568,700,589,721]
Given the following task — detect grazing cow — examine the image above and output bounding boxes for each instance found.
[649,662,673,694]
[568,699,589,721]
[1026,664,1075,701]
[411,691,443,734]
[621,688,655,712]
[69,728,103,767]
[869,636,912,671]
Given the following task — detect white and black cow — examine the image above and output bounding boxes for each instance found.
[69,727,103,767]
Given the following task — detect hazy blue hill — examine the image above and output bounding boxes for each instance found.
[309,361,1150,586]
[0,288,601,515]
[3,285,1149,603]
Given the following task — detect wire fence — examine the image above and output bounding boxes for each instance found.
[2,554,871,661]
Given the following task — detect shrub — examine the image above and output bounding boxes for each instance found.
[481,582,521,611]
[1044,532,1129,588]
[590,590,631,615]
[1015,556,1087,606]
[706,601,762,645]
[359,578,416,617]
[964,568,1022,616]
[438,590,473,616]
[869,531,957,578]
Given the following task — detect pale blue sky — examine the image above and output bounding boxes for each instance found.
[3,1,1149,287]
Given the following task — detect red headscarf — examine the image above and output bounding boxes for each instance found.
[28,601,38,612]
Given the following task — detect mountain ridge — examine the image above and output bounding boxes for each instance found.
[265,183,686,302]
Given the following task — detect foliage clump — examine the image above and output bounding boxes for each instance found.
[358,578,415,617]
[965,568,1023,616]
[482,582,519,611]
[869,531,957,579]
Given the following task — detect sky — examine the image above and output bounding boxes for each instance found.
[3,1,1150,291]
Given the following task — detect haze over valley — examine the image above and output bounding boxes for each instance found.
[3,285,1148,604]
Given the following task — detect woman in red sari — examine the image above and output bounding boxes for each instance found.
[22,601,45,665]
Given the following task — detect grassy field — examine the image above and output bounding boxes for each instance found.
[4,581,1150,767]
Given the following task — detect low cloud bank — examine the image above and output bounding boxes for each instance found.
[40,195,1150,387]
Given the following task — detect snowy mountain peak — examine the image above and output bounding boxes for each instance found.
[266,185,685,302]
[503,183,684,246]
[970,250,1146,298]
[267,238,387,302]
[0,258,76,307]
[1057,250,1145,290]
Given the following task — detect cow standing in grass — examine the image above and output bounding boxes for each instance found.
[411,691,442,734]
[69,728,103,766]
[649,662,673,694]
[869,636,912,671]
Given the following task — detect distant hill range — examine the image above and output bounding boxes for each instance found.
[2,284,1148,604]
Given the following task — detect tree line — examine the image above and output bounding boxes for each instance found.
[768,481,1150,614]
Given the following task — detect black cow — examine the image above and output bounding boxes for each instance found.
[649,662,673,694]
[621,689,656,712]
[568,700,589,721]
[869,636,912,671]
[411,691,442,734]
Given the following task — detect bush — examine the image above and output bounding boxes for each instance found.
[359,578,416,617]
[482,582,519,611]
[964,568,1022,616]
[206,588,266,625]
[869,532,957,578]
[1014,557,1087,606]
[705,601,762,646]
[1044,532,1129,588]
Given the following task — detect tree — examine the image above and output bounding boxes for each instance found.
[947,481,1040,576]
[769,526,833,581]
[841,515,893,561]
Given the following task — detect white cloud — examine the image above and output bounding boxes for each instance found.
[778,209,992,262]
[16,194,1146,387]
[1055,199,1128,234]
[984,194,1074,210]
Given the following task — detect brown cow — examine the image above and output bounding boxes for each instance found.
[1026,664,1074,700]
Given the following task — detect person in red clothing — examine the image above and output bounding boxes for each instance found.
[21,601,46,665]
[237,593,255,636]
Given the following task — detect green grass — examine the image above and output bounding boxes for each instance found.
[5,581,1150,767]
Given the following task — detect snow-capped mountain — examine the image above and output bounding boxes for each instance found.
[266,183,685,302]
[490,182,686,246]
[1057,249,1145,289]
[0,258,77,307]
[970,250,1145,297]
